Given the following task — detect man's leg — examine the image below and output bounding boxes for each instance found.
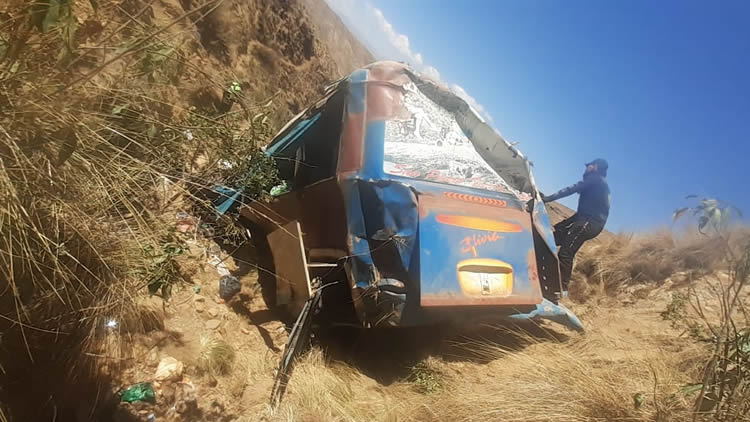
[556,217,593,290]
[553,215,577,247]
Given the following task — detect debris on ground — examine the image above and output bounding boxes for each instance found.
[120,382,156,403]
[208,255,231,277]
[270,180,291,197]
[219,275,242,301]
[175,212,196,233]
[154,357,184,382]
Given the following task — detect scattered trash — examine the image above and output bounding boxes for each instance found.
[206,319,221,330]
[192,285,201,294]
[120,382,156,403]
[175,212,196,233]
[183,130,193,141]
[154,356,184,382]
[269,180,290,197]
[208,255,231,277]
[218,275,241,301]
[105,319,118,329]
[147,413,156,422]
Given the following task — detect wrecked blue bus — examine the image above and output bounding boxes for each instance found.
[239,61,583,333]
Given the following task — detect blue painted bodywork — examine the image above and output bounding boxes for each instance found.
[238,62,583,332]
[509,299,584,332]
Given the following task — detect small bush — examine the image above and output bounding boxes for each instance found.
[198,336,236,376]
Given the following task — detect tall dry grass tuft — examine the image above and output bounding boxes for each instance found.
[273,348,416,422]
[422,323,702,422]
[570,228,744,301]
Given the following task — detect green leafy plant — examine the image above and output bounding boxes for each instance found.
[673,197,749,421]
[138,41,178,82]
[183,110,280,245]
[31,0,77,63]
[661,293,704,340]
[140,237,188,300]
[673,196,743,235]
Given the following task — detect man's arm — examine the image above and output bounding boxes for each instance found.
[542,179,590,203]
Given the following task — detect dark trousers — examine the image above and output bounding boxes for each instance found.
[554,214,605,289]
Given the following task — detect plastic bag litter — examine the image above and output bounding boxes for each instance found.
[120,382,156,403]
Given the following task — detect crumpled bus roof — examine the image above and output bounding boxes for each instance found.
[363,61,534,194]
[271,61,537,195]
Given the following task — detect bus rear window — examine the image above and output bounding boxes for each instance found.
[383,82,521,197]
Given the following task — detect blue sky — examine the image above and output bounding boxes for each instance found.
[324,0,749,232]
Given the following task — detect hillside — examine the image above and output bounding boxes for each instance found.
[0,0,372,420]
[301,0,375,75]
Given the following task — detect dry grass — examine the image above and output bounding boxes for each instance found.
[570,228,748,301]
[273,348,416,422]
[198,336,236,376]
[0,0,340,418]
[432,327,699,421]
[256,308,706,422]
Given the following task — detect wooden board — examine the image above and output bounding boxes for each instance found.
[267,221,311,315]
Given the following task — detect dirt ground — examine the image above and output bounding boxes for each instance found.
[109,222,744,421]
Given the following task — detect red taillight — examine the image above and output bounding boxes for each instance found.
[443,192,507,207]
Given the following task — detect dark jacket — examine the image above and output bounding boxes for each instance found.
[543,172,610,224]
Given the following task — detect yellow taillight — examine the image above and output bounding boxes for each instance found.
[457,258,513,297]
[436,214,522,233]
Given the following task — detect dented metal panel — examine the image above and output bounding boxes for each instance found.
[242,61,581,331]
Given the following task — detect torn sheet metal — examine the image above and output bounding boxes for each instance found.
[340,177,418,326]
[332,61,572,326]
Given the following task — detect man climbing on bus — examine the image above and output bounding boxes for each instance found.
[542,158,611,292]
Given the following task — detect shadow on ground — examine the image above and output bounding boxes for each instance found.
[313,321,571,385]
[217,240,574,388]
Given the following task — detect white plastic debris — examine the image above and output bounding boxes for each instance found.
[208,256,231,277]
[105,319,118,329]
[154,356,184,382]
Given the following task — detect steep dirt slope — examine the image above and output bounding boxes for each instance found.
[0,0,371,420]
[301,0,375,75]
